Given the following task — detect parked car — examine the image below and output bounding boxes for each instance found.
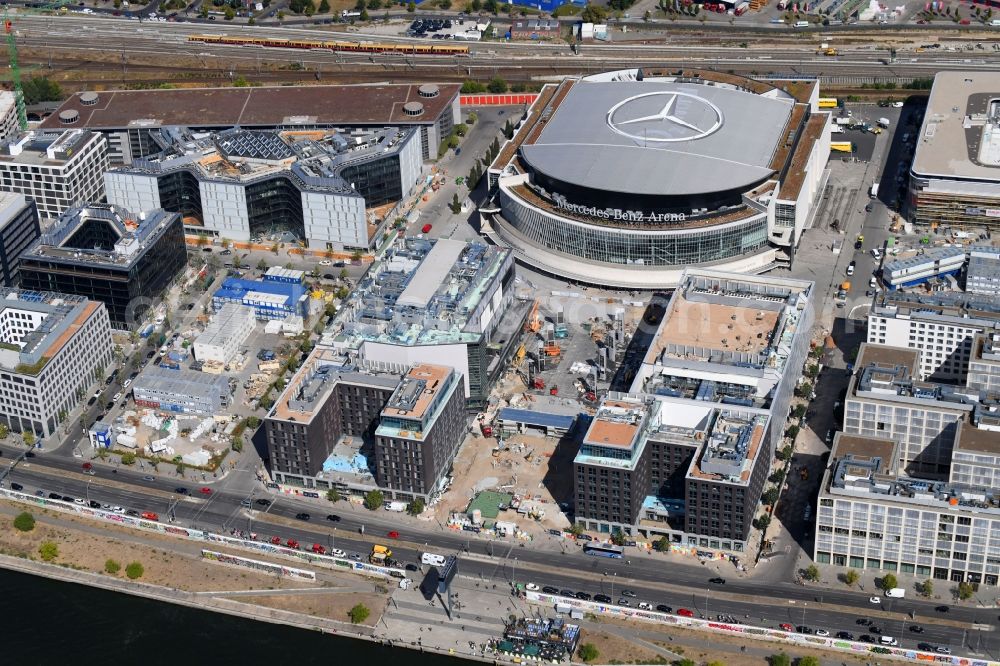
[140,511,159,521]
[295,512,310,521]
[677,608,695,617]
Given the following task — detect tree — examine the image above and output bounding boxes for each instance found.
[348,603,370,623]
[38,541,59,562]
[257,258,269,271]
[21,77,63,105]
[363,489,384,510]
[326,487,342,503]
[406,0,415,10]
[230,435,243,453]
[22,431,35,447]
[121,451,136,465]
[797,658,820,666]
[761,487,780,505]
[795,381,813,398]
[454,123,469,137]
[843,569,860,586]
[125,561,145,580]
[13,512,35,532]
[450,193,462,214]
[317,0,330,10]
[768,654,791,666]
[360,8,369,20]
[755,514,771,531]
[769,469,786,484]
[581,3,607,22]
[880,573,898,591]
[792,404,807,419]
[610,529,626,546]
[920,579,933,597]
[957,581,975,600]
[339,268,349,280]
[486,76,508,94]
[653,536,669,552]
[224,5,235,19]
[569,523,584,537]
[407,497,425,515]
[803,564,820,582]
[0,423,8,439]
[105,559,121,574]
[577,643,599,662]
[484,0,497,12]
[785,425,800,440]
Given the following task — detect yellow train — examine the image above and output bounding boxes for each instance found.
[187,34,470,56]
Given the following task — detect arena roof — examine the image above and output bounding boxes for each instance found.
[39,83,460,131]
[520,81,793,197]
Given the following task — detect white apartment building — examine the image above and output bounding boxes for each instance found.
[193,303,256,365]
[815,423,1000,588]
[0,288,113,438]
[844,344,973,478]
[0,130,108,220]
[867,290,1000,382]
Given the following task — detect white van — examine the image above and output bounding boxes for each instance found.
[421,552,446,566]
[885,587,906,598]
[794,20,809,27]
[880,635,899,646]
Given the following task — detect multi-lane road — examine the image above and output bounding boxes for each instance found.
[2,442,996,657]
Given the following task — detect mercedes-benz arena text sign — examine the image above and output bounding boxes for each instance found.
[606,91,724,143]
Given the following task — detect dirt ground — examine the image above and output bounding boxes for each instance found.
[237,591,386,626]
[583,630,668,664]
[0,510,319,592]
[432,431,576,535]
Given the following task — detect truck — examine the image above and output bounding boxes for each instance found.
[870,183,880,199]
[877,117,891,128]
[385,501,407,512]
[885,587,906,598]
[370,544,392,564]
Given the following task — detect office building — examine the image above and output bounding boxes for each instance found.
[0,193,40,286]
[322,238,526,409]
[0,288,113,438]
[0,91,20,147]
[484,68,830,288]
[192,303,256,365]
[374,363,466,496]
[105,125,423,250]
[909,71,1000,231]
[966,246,1000,296]
[814,418,1000,588]
[867,290,1000,382]
[131,365,231,415]
[264,349,467,501]
[572,269,814,552]
[212,275,308,321]
[18,204,188,330]
[0,129,108,220]
[42,83,460,163]
[844,344,974,478]
[881,246,965,291]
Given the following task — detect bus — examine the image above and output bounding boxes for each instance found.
[818,97,839,109]
[583,543,625,559]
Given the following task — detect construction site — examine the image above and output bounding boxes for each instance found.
[428,287,650,537]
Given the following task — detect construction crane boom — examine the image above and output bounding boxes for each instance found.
[4,1,73,130]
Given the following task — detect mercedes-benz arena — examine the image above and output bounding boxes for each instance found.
[482,69,831,289]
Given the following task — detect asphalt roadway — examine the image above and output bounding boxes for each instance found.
[1,444,995,657]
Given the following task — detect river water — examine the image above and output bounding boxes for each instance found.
[0,567,467,665]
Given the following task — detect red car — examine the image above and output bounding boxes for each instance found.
[421,224,432,234]
[140,511,159,521]
[387,530,400,539]
[200,487,212,495]
[312,543,326,555]
[286,539,300,549]
[270,536,281,545]
[779,623,794,632]
[676,608,694,617]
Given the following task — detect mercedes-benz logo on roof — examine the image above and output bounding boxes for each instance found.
[606,91,723,143]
